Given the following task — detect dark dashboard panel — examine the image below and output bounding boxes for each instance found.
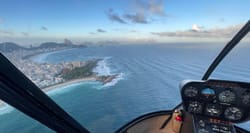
[180,79,250,123]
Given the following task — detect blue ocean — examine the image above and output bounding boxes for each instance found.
[0,44,250,132]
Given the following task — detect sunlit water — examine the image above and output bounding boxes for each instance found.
[0,44,250,132]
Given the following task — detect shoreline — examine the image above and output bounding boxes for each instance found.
[22,47,78,60]
[0,76,96,109]
[22,48,78,63]
[42,76,96,92]
[0,48,118,110]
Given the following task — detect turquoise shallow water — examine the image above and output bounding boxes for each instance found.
[0,44,250,132]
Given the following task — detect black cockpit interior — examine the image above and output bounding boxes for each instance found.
[181,79,250,133]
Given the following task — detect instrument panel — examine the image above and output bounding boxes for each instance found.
[180,79,250,123]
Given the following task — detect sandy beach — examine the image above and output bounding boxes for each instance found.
[0,76,96,108]
[42,76,96,92]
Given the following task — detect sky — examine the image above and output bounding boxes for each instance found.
[0,0,249,45]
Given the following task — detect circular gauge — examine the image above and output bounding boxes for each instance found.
[201,88,215,100]
[218,90,236,103]
[188,101,202,113]
[224,107,243,121]
[242,92,250,106]
[205,104,222,117]
[184,86,198,97]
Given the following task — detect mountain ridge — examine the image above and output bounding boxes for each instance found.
[0,41,86,53]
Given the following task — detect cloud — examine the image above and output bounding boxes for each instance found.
[0,30,14,35]
[21,32,29,36]
[123,13,148,24]
[191,24,204,32]
[151,24,245,38]
[97,28,106,33]
[89,32,96,35]
[107,9,127,24]
[107,0,167,24]
[122,0,166,24]
[40,26,48,31]
[148,0,166,16]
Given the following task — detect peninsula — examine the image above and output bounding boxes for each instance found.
[0,42,119,108]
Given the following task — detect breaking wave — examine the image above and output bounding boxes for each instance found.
[94,57,124,88]
[93,57,112,76]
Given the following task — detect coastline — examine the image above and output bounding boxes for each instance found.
[42,76,96,92]
[0,48,119,110]
[0,76,96,109]
[22,47,78,60]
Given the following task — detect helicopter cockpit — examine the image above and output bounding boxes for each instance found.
[181,79,250,133]
[0,14,249,133]
[115,20,250,133]
[115,80,250,133]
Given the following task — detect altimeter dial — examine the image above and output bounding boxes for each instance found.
[218,90,236,103]
[184,86,198,97]
[205,104,222,117]
[188,101,202,113]
[224,107,243,121]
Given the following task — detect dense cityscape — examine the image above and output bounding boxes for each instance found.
[3,48,91,88]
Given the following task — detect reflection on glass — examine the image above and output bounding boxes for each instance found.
[0,101,53,133]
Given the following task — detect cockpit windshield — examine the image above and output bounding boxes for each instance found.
[0,0,249,132]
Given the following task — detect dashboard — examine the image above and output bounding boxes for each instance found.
[180,79,250,123]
